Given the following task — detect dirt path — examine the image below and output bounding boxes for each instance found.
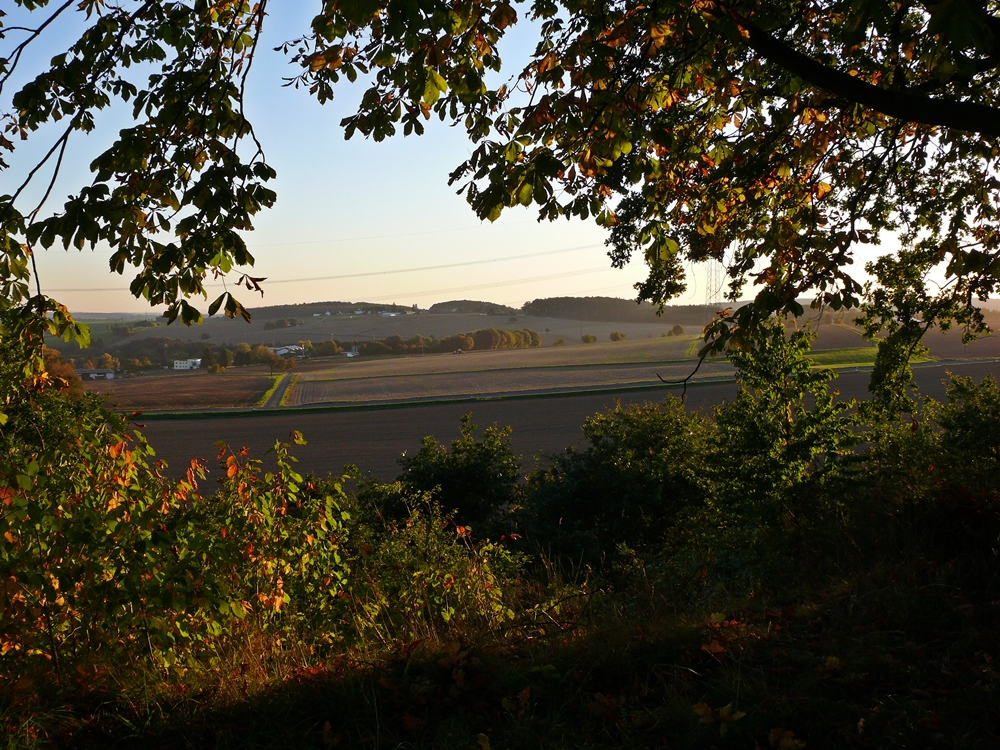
[262,374,292,408]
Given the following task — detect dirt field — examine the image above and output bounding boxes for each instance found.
[85,370,276,410]
[139,360,1000,480]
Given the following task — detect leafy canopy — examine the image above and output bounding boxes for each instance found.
[4,0,1000,388]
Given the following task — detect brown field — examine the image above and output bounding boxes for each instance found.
[87,324,999,412]
[84,370,275,410]
[288,336,729,405]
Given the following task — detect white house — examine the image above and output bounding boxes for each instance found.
[173,359,201,370]
[269,345,307,359]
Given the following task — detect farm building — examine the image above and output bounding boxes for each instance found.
[173,359,202,370]
[269,345,307,359]
[77,368,115,381]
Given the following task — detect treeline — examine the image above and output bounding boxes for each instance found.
[428,299,517,315]
[522,296,716,324]
[319,328,541,357]
[245,300,414,320]
[77,326,542,373]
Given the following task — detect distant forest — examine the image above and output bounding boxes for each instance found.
[428,300,517,315]
[244,300,415,320]
[522,297,717,324]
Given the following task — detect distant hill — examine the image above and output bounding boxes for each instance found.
[428,300,518,315]
[245,300,416,320]
[522,297,717,325]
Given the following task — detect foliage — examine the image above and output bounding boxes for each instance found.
[4,342,1000,746]
[0,386,351,677]
[581,334,597,343]
[704,321,862,582]
[525,398,713,563]
[552,336,566,346]
[609,330,626,342]
[397,415,523,540]
[428,299,517,315]
[8,0,1000,397]
[345,497,519,645]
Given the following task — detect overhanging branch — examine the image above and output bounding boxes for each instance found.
[735,15,1000,138]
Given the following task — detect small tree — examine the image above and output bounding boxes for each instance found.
[581,335,597,344]
[252,345,282,375]
[609,331,626,342]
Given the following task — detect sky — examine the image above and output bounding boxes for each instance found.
[5,2,931,318]
[7,2,693,316]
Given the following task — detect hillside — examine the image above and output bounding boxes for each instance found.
[428,299,518,315]
[523,296,718,324]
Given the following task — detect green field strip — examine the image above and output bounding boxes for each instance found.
[256,374,285,407]
[278,374,299,407]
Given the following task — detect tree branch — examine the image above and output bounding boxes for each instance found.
[733,14,1000,138]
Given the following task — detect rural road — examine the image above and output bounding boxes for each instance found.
[139,360,999,482]
[263,373,293,408]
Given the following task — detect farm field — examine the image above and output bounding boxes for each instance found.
[82,325,1000,411]
[287,335,727,405]
[115,311,706,348]
[84,369,277,410]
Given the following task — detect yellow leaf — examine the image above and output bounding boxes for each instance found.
[816,182,832,199]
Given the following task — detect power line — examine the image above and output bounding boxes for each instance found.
[362,266,612,301]
[45,243,604,293]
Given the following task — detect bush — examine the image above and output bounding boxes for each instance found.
[525,398,713,562]
[552,337,567,347]
[581,334,597,344]
[609,331,626,341]
[397,415,523,540]
[346,497,518,643]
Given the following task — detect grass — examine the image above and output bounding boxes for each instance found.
[279,374,299,407]
[256,373,285,407]
[808,346,879,366]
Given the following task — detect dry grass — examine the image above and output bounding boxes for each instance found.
[84,370,275,410]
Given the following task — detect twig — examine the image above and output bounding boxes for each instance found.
[656,350,709,399]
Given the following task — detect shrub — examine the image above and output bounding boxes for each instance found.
[609,331,626,341]
[581,334,597,344]
[346,497,518,643]
[671,324,684,336]
[552,337,567,347]
[397,415,522,539]
[0,387,352,676]
[525,398,713,562]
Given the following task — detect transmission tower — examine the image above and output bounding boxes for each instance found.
[705,258,725,308]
